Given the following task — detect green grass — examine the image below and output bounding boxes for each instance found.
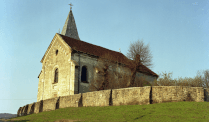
[7,101,209,122]
[7,70,209,122]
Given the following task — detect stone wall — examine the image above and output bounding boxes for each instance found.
[27,103,36,115]
[42,97,60,112]
[82,89,111,107]
[72,51,157,94]
[204,88,209,102]
[34,100,43,114]
[18,86,209,117]
[152,86,204,104]
[19,106,25,116]
[72,52,98,94]
[17,107,22,117]
[37,34,73,102]
[112,86,151,106]
[59,93,82,108]
[37,35,157,102]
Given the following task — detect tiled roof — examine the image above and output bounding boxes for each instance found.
[59,34,159,78]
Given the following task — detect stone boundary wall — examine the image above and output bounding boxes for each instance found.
[152,86,204,103]
[204,88,209,102]
[82,89,111,107]
[112,86,151,106]
[17,86,209,117]
[59,93,82,108]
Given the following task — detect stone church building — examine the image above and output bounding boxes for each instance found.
[37,8,159,102]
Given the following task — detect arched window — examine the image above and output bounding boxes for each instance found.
[81,66,88,83]
[56,50,58,55]
[54,68,58,83]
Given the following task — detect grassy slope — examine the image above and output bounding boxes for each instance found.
[7,101,209,122]
[8,71,209,122]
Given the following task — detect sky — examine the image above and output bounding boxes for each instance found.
[0,0,208,114]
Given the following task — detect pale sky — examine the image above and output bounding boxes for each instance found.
[0,0,208,114]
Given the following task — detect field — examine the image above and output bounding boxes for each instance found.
[6,71,209,122]
[6,101,209,122]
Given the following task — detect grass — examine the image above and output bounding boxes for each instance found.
[7,70,209,122]
[6,101,209,122]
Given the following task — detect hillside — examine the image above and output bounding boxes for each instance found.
[6,101,209,122]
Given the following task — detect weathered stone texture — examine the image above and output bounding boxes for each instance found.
[20,106,26,116]
[18,86,209,117]
[59,93,82,108]
[43,97,59,112]
[152,86,204,104]
[204,88,209,102]
[112,86,151,106]
[82,89,111,107]
[27,103,35,115]
[34,100,43,114]
[22,104,29,116]
[37,71,44,102]
[191,87,204,102]
[17,107,22,117]
[37,35,74,102]
[37,35,158,102]
[72,52,98,94]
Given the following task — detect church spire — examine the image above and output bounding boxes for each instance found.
[61,3,80,40]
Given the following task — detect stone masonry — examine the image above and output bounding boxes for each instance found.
[37,8,158,102]
[37,34,75,102]
[18,86,209,117]
[37,34,158,102]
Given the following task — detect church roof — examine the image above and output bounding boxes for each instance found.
[59,34,159,78]
[61,10,80,40]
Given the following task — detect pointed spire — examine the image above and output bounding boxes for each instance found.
[61,4,80,40]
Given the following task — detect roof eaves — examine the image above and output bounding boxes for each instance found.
[38,70,42,78]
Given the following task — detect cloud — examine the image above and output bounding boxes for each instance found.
[192,2,198,5]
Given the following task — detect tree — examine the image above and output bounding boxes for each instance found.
[203,70,209,88]
[126,39,153,69]
[88,53,130,91]
[125,39,154,87]
[196,69,209,88]
[125,54,141,87]
[89,42,154,91]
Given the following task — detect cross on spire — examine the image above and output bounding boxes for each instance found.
[61,3,80,40]
[69,3,73,10]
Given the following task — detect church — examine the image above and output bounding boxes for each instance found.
[37,6,159,102]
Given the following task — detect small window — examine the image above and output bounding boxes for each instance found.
[81,66,88,83]
[54,68,58,83]
[56,50,58,55]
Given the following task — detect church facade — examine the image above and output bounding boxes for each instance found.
[37,8,159,102]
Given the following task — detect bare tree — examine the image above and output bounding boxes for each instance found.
[203,70,209,88]
[88,53,126,91]
[89,52,139,92]
[126,39,153,69]
[89,51,153,91]
[126,54,142,87]
[196,69,209,88]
